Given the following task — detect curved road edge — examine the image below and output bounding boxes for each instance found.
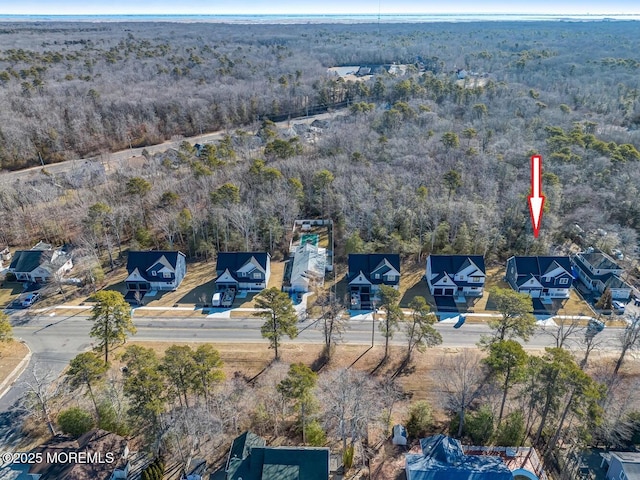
[0,341,32,400]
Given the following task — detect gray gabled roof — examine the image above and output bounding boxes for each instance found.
[290,243,325,287]
[405,434,512,480]
[579,250,621,271]
[10,250,46,273]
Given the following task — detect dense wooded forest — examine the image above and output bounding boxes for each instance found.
[1,20,640,269]
[3,20,640,478]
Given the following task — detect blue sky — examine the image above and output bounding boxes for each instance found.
[2,0,639,15]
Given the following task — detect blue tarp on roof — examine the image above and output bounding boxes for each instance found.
[406,435,513,480]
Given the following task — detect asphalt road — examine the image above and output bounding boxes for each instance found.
[0,310,625,413]
[0,109,346,185]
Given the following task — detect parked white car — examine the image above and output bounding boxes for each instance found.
[612,301,626,314]
[21,292,40,308]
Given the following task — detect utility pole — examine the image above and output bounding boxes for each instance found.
[371,298,377,348]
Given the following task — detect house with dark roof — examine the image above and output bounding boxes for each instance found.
[215,252,271,292]
[506,256,573,301]
[347,254,400,310]
[124,251,186,301]
[9,243,73,284]
[26,429,130,480]
[405,434,513,480]
[225,431,330,480]
[425,255,486,300]
[572,249,631,300]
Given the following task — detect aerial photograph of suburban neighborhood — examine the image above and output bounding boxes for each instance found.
[1,1,640,479]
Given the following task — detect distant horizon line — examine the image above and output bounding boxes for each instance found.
[1,13,639,16]
[1,13,639,24]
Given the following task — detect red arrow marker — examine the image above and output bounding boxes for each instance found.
[528,155,545,238]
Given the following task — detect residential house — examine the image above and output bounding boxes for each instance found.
[505,256,573,301]
[27,429,130,480]
[215,252,271,292]
[285,242,326,293]
[225,431,330,480]
[8,243,72,284]
[405,434,513,480]
[0,247,11,270]
[124,251,187,302]
[425,255,486,300]
[347,254,400,310]
[572,249,632,300]
[604,451,640,480]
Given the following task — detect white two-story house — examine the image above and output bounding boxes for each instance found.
[125,250,187,303]
[215,252,271,292]
[347,254,400,310]
[9,243,73,284]
[425,255,486,300]
[505,256,573,301]
[572,249,631,300]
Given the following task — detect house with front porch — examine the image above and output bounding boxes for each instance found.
[9,243,73,284]
[125,250,187,302]
[347,253,400,310]
[572,249,631,300]
[425,255,486,301]
[505,256,573,301]
[215,252,271,292]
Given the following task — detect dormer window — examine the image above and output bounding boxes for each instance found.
[163,272,171,279]
[559,278,568,285]
[253,272,261,279]
[151,271,157,276]
[374,274,380,280]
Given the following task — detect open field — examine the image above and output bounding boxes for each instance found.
[267,261,286,290]
[399,262,429,308]
[115,340,635,410]
[0,281,22,308]
[116,341,452,402]
[0,341,30,389]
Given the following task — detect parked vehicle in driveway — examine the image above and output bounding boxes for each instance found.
[21,292,40,308]
[612,301,626,314]
[212,292,222,307]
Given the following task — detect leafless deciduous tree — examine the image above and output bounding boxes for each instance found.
[435,349,486,438]
[540,315,585,349]
[248,362,289,437]
[314,288,348,358]
[316,368,381,460]
[209,376,253,437]
[22,362,62,436]
[614,314,640,376]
